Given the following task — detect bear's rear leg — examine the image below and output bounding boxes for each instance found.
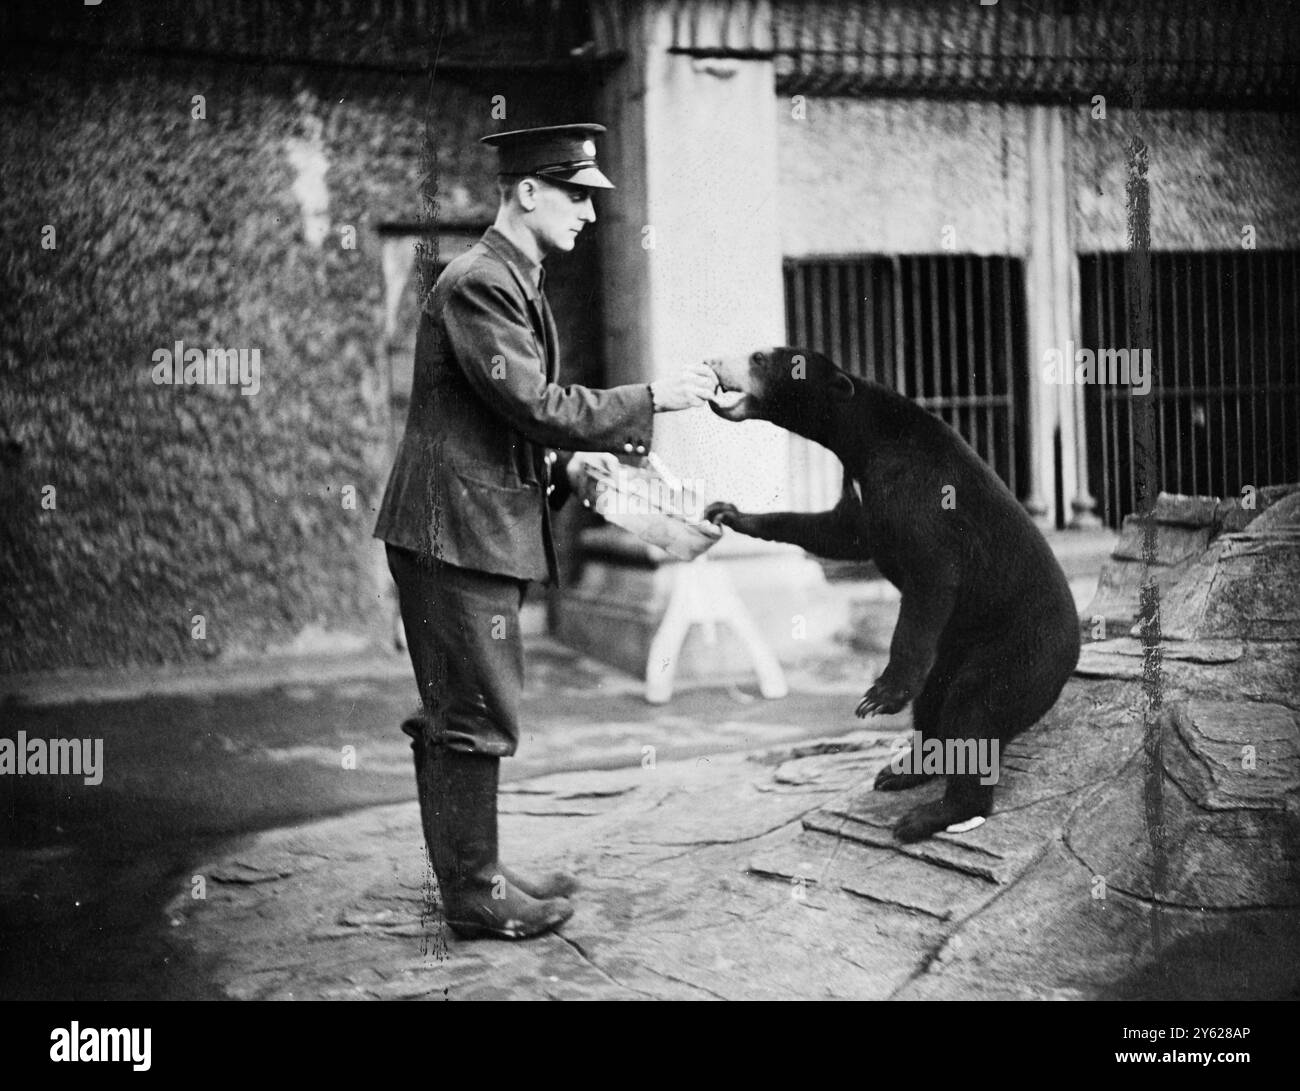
[894,775,993,843]
[872,663,947,793]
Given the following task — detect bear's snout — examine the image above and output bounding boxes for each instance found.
[706,353,755,397]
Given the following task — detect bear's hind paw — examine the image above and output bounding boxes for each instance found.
[894,800,985,843]
[873,767,935,792]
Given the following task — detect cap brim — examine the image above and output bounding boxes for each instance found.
[541,165,615,190]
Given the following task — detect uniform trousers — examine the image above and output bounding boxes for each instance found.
[386,543,527,758]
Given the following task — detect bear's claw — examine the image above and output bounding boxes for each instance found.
[855,681,910,717]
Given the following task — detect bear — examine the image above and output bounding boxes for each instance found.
[703,347,1080,843]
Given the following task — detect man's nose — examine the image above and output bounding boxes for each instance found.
[580,200,596,223]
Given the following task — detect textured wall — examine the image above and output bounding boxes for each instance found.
[0,53,608,672]
[776,97,1031,257]
[0,56,447,671]
[777,96,1300,258]
[1072,107,1300,251]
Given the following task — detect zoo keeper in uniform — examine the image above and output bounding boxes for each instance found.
[374,123,718,940]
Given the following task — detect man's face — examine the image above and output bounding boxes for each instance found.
[526,178,596,255]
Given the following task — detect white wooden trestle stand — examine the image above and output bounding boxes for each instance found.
[644,552,788,705]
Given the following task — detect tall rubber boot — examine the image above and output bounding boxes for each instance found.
[417,744,573,940]
[406,720,577,899]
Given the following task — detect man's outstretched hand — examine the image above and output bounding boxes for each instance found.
[650,361,719,412]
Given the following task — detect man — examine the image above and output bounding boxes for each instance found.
[374,123,717,940]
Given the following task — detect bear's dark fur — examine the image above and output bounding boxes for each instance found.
[704,347,1080,842]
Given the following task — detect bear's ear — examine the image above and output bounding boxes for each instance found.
[829,370,855,401]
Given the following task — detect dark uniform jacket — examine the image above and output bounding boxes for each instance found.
[374,226,654,584]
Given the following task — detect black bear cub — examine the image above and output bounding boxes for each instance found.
[704,347,1080,843]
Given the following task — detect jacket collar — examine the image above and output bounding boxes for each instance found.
[482,226,545,301]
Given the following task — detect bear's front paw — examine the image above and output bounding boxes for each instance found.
[702,501,741,527]
[855,679,912,718]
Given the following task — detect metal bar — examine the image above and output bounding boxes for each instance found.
[853,259,866,379]
[1198,254,1218,498]
[1110,257,1125,522]
[1144,382,1300,399]
[892,256,906,393]
[1123,253,1133,522]
[909,394,1017,409]
[1223,251,1239,495]
[1287,250,1296,483]
[1183,253,1198,495]
[929,259,942,420]
[1261,252,1274,486]
[911,258,924,400]
[1154,252,1167,492]
[1169,252,1183,493]
[981,256,994,476]
[1211,251,1227,499]
[828,260,843,372]
[1092,258,1110,525]
[1248,251,1260,488]
[968,258,978,462]
[877,262,890,387]
[788,262,804,348]
[950,258,962,442]
[1006,257,1019,501]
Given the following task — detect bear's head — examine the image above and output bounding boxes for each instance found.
[708,347,855,436]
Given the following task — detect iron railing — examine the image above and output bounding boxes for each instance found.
[668,0,1300,109]
[1081,250,1300,526]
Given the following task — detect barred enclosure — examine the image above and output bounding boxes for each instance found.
[1081,251,1300,527]
[784,255,1029,508]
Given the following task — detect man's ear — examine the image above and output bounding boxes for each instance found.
[517,177,539,212]
[829,370,855,401]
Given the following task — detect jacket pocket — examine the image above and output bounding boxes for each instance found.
[445,466,542,551]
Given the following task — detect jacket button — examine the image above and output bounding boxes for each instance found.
[635,444,646,455]
[623,442,634,453]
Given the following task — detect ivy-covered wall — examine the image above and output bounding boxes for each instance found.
[0,55,509,671]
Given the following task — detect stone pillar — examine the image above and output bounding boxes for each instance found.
[1055,114,1101,530]
[556,0,843,683]
[1024,105,1058,528]
[1027,104,1101,530]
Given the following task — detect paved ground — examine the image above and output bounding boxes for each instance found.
[0,634,891,1000]
[153,673,1300,1002]
[8,534,1295,1001]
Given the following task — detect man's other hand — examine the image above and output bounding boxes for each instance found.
[650,361,718,412]
[566,450,621,490]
